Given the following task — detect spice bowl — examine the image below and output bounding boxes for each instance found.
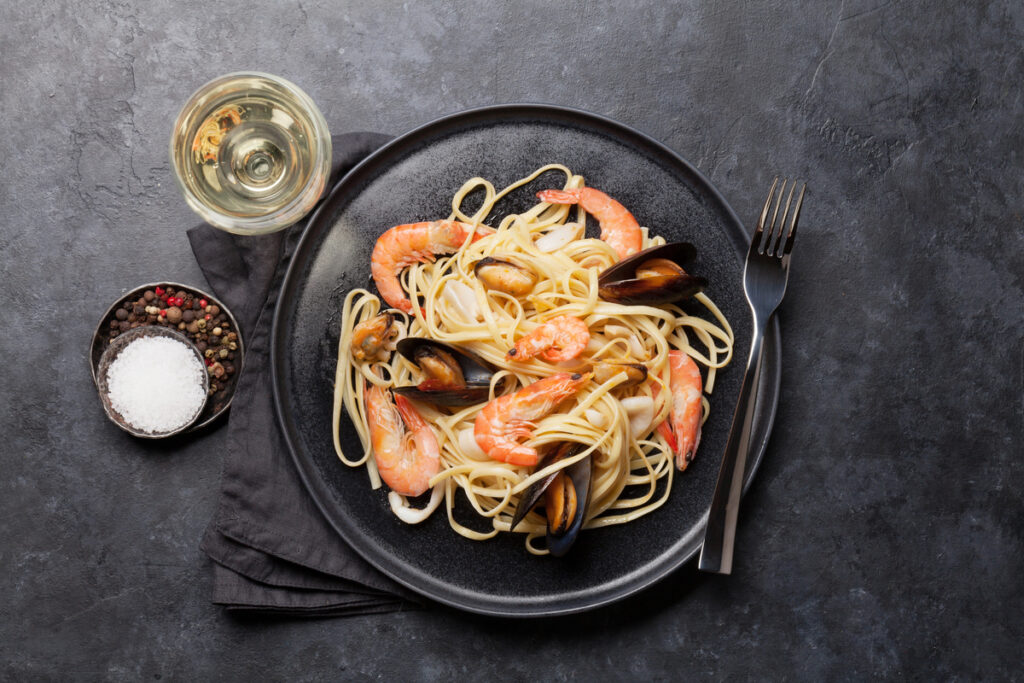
[91,282,245,432]
[96,326,210,438]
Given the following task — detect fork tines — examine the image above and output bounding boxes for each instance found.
[752,177,806,258]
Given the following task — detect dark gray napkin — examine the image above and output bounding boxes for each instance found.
[187,132,423,616]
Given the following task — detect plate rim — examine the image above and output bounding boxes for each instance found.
[270,103,781,617]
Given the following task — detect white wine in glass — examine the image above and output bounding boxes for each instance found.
[170,72,331,234]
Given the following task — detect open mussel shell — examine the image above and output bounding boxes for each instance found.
[597,242,707,305]
[393,337,495,406]
[546,450,592,557]
[510,442,592,557]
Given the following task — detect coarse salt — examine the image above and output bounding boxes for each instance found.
[105,336,207,434]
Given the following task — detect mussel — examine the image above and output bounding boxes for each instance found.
[393,337,495,406]
[597,242,707,305]
[592,360,648,387]
[350,312,399,362]
[510,442,592,557]
[474,257,537,297]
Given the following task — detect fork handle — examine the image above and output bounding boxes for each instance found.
[698,316,769,574]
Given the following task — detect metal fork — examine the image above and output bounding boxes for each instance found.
[698,177,806,575]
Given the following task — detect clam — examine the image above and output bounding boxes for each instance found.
[393,337,495,406]
[597,242,707,305]
[474,257,537,297]
[510,442,592,557]
[592,360,648,387]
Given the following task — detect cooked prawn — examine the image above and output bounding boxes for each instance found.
[655,350,703,470]
[507,315,590,363]
[365,384,440,496]
[536,187,643,260]
[474,372,592,466]
[370,220,489,314]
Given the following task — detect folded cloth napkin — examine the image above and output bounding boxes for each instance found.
[188,132,423,616]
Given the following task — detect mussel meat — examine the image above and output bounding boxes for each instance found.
[597,242,707,305]
[351,312,399,362]
[510,441,592,557]
[592,360,648,387]
[474,257,537,297]
[393,337,495,406]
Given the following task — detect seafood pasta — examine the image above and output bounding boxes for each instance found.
[332,164,734,555]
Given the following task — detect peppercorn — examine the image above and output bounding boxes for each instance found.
[221,336,230,345]
[211,362,226,378]
[228,352,235,360]
[166,306,182,324]
[178,322,186,331]
[182,310,195,323]
[143,290,155,302]
[196,341,207,352]
[120,321,131,331]
[197,318,207,330]
[109,319,118,329]
[205,349,214,358]
[155,286,165,296]
[136,297,146,307]
[228,341,237,350]
[193,299,202,310]
[223,362,235,375]
[219,348,229,359]
[226,332,237,342]
[115,308,128,321]
[133,303,146,315]
[212,326,222,336]
[209,305,220,316]
[187,321,199,334]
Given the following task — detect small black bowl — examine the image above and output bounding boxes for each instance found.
[96,326,210,438]
[90,281,245,432]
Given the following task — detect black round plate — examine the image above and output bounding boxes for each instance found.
[271,104,781,617]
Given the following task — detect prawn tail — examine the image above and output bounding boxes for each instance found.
[489,440,540,467]
[536,189,580,205]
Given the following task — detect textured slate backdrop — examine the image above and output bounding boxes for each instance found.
[1,0,1021,679]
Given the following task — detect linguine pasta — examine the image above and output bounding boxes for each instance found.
[331,164,734,554]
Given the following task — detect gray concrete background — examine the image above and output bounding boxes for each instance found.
[2,0,1021,679]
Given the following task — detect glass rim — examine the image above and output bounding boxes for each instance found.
[169,71,332,235]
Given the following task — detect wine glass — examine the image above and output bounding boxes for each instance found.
[170,72,331,235]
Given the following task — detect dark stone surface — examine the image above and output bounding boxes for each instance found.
[1,0,1020,678]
